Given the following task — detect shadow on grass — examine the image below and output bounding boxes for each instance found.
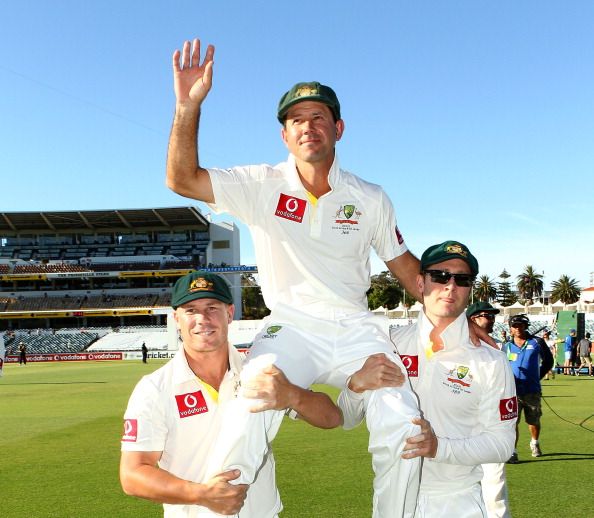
[511,452,594,464]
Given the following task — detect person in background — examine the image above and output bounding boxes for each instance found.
[18,341,27,365]
[503,314,554,463]
[576,332,592,376]
[542,331,557,380]
[563,329,577,375]
[467,301,510,518]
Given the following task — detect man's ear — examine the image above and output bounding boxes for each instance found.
[335,119,345,141]
[416,273,424,297]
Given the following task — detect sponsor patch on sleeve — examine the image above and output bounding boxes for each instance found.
[399,355,418,377]
[499,396,518,421]
[175,390,208,419]
[122,419,138,442]
[274,193,306,223]
[395,226,404,245]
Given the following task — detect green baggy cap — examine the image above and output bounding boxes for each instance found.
[171,271,233,309]
[466,301,500,318]
[420,240,479,276]
[277,81,341,123]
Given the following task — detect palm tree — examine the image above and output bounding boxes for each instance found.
[473,275,497,302]
[516,266,544,303]
[550,275,581,305]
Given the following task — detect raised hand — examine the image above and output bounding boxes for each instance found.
[172,38,215,106]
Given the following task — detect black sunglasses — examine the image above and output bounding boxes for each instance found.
[475,313,496,320]
[424,269,475,288]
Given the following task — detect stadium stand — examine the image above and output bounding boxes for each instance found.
[0,207,243,356]
[87,328,168,352]
[5,330,98,355]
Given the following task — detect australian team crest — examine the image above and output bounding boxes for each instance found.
[445,243,468,257]
[457,365,470,380]
[336,204,360,222]
[445,364,474,391]
[189,277,213,292]
[295,85,318,98]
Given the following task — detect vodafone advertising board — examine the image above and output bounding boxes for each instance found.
[5,352,124,363]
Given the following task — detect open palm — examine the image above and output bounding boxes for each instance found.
[172,38,214,104]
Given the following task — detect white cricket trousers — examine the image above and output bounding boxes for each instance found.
[481,463,510,518]
[416,484,487,517]
[204,307,421,518]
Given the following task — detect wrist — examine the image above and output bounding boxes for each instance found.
[347,375,365,394]
[186,481,204,505]
[175,101,201,119]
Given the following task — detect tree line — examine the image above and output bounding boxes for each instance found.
[240,269,583,316]
[367,267,582,310]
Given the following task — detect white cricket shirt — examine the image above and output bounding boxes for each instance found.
[121,345,281,517]
[207,154,407,317]
[392,312,517,495]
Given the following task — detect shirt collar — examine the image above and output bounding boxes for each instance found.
[418,310,470,354]
[286,153,341,191]
[171,342,243,386]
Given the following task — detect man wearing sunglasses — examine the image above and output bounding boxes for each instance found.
[467,301,510,518]
[339,241,517,517]
[467,302,500,342]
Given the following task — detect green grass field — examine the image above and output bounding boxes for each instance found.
[1,361,593,517]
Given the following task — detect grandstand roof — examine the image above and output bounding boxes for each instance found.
[0,207,209,235]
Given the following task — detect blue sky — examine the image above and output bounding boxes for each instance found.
[2,1,593,289]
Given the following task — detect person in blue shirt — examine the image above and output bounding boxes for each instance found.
[502,314,553,463]
[564,329,577,375]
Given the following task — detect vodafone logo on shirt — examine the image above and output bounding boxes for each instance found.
[275,193,306,223]
[395,225,404,245]
[122,419,138,442]
[400,355,419,377]
[499,396,518,421]
[175,390,208,419]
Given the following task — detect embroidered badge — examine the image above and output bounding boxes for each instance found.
[189,277,214,292]
[332,203,362,235]
[445,243,467,257]
[443,364,474,394]
[335,204,361,224]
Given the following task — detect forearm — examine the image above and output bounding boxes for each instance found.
[290,387,342,429]
[434,427,515,466]
[166,103,212,201]
[120,462,201,505]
